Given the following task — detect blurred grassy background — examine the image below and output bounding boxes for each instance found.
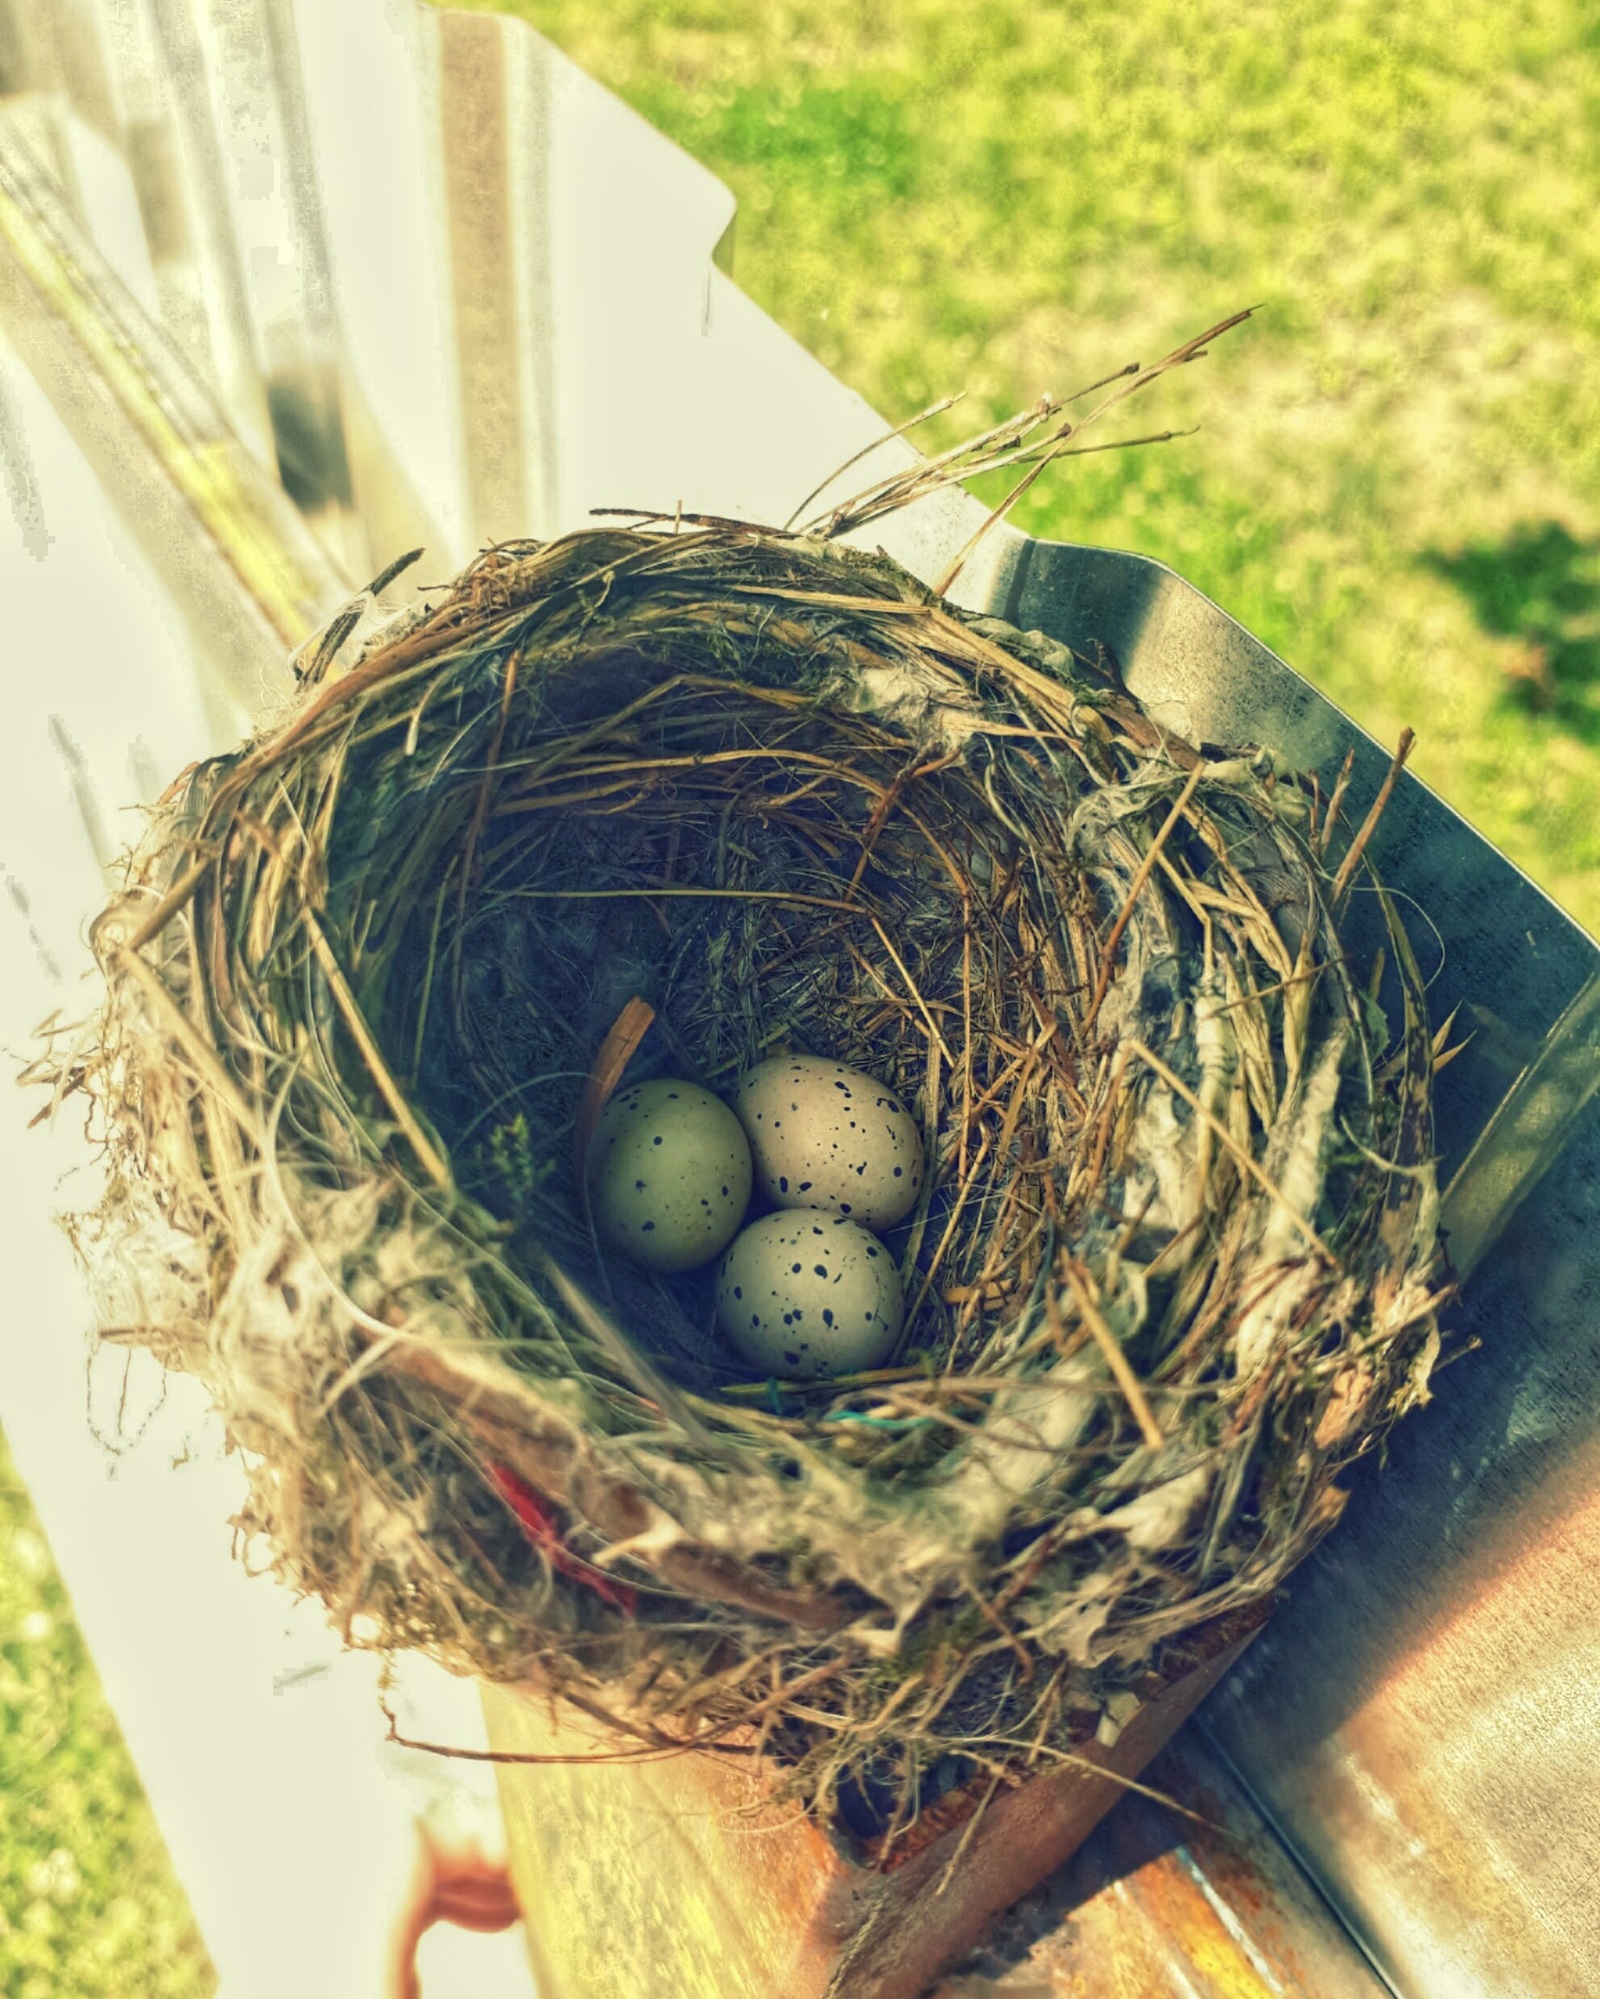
[469,0,1600,931]
[0,1431,214,1998]
[10,4,1600,1992]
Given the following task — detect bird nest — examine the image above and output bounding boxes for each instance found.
[55,395,1444,1856]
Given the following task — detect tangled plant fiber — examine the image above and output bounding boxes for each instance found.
[50,351,1445,1857]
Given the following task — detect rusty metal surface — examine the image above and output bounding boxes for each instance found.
[483,1627,1272,1999]
[1202,1212,1600,1999]
[961,531,1600,1999]
[933,1730,1391,1998]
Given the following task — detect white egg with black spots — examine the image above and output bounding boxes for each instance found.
[733,1057,924,1230]
[716,1212,903,1380]
[586,1079,752,1273]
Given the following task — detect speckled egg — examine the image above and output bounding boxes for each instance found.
[715,1212,904,1380]
[586,1079,752,1273]
[733,1057,924,1230]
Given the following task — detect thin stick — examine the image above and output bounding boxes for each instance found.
[458,647,522,916]
[926,1732,1220,1828]
[903,1126,996,1328]
[111,944,256,1130]
[781,395,964,530]
[301,906,452,1189]
[125,854,213,951]
[870,915,956,1067]
[728,586,927,616]
[1084,766,1205,1032]
[574,996,656,1184]
[800,395,1063,537]
[505,886,872,916]
[1063,1265,1165,1449]
[933,1770,1007,1896]
[1330,730,1414,906]
[1122,1037,1335,1262]
[960,915,974,1186]
[931,430,1194,599]
[1315,748,1356,860]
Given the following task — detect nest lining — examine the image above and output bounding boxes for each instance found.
[57,431,1445,1852]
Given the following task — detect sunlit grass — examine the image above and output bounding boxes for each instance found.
[0,1428,213,1999]
[465,0,1600,931]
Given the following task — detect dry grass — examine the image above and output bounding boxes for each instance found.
[0,1430,213,1999]
[55,406,1443,1849]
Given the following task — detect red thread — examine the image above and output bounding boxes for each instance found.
[488,1462,636,1614]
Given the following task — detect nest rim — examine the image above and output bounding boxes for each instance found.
[58,402,1446,1850]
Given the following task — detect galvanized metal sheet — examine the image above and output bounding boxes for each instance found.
[964,529,1600,1999]
[937,1730,1392,1998]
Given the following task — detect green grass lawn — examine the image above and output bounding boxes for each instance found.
[465,0,1600,933]
[0,1427,214,1998]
